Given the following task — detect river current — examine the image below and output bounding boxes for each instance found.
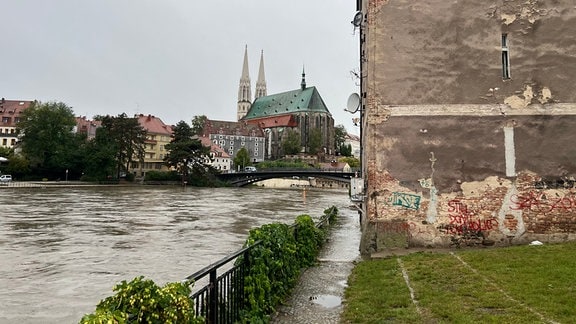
[0,185,353,323]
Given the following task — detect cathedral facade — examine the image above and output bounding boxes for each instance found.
[237,48,334,161]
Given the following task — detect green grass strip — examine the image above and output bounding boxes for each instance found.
[343,242,576,323]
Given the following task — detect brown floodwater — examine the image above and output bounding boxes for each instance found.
[0,185,352,323]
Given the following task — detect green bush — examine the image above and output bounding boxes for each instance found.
[125,172,135,182]
[238,206,338,322]
[80,276,203,324]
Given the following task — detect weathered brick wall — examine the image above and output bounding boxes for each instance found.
[360,107,576,254]
[359,0,576,255]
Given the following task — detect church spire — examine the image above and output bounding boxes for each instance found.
[300,65,306,90]
[255,50,267,100]
[237,45,252,121]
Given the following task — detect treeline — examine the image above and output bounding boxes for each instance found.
[0,101,218,185]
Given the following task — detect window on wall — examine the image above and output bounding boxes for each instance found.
[502,34,511,79]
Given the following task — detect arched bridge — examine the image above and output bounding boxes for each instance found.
[216,169,358,187]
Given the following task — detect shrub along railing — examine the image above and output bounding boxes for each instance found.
[80,206,338,324]
[186,206,338,323]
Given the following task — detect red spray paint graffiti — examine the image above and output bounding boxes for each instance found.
[437,199,498,235]
[510,191,576,213]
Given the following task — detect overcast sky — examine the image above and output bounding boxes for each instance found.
[1,0,361,134]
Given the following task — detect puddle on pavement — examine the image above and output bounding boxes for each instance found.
[309,294,341,308]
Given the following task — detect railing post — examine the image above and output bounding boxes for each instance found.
[209,269,218,323]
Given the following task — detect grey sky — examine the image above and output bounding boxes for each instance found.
[1,0,361,134]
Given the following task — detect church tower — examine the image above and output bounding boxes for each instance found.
[255,50,267,100]
[237,45,252,121]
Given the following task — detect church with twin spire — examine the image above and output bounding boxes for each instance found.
[237,46,335,160]
[203,46,335,165]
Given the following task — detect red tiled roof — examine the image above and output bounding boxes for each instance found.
[0,99,34,127]
[200,136,230,158]
[136,114,173,135]
[244,114,298,128]
[75,116,101,130]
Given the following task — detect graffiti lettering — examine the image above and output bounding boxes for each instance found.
[510,191,576,213]
[391,192,421,210]
[438,199,498,236]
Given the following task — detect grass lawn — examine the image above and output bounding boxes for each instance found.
[342,241,576,323]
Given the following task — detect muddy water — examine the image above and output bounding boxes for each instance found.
[0,186,351,323]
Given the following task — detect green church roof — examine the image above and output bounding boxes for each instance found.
[242,86,331,120]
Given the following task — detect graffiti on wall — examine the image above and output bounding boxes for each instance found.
[437,199,498,236]
[511,191,576,213]
[390,192,421,210]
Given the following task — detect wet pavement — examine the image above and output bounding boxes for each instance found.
[271,207,362,324]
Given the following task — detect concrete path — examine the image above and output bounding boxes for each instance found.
[271,207,362,324]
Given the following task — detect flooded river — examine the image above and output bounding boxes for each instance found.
[0,185,354,323]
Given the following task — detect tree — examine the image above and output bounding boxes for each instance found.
[233,147,251,171]
[164,120,211,183]
[0,147,29,178]
[308,128,322,154]
[17,101,81,178]
[334,124,347,155]
[340,143,353,157]
[191,115,207,136]
[282,129,301,155]
[100,113,147,178]
[83,127,117,180]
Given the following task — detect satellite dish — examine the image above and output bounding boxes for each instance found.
[351,11,363,27]
[345,93,360,113]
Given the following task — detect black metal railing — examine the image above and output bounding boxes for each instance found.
[186,242,259,323]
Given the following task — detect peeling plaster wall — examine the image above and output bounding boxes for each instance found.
[360,0,576,255]
[365,0,576,105]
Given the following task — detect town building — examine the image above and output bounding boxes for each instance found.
[200,137,232,173]
[201,119,265,169]
[358,0,576,255]
[74,116,100,140]
[0,98,33,149]
[131,114,173,176]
